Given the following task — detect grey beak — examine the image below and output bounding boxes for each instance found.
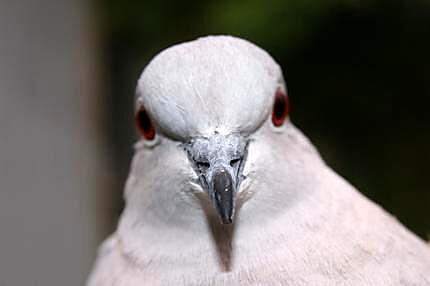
[183,133,248,225]
[212,168,234,224]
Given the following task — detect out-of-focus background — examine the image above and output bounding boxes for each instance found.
[0,0,429,285]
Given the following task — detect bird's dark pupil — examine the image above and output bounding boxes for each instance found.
[138,110,151,131]
[136,108,156,140]
[274,95,286,118]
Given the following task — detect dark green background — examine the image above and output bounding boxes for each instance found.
[100,0,430,238]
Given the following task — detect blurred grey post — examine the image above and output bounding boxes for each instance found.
[0,0,111,285]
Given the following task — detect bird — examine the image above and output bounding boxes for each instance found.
[87,35,430,285]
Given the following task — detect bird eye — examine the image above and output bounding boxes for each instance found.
[135,105,156,140]
[271,87,289,127]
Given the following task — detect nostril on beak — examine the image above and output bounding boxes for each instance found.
[229,158,241,167]
[196,161,210,171]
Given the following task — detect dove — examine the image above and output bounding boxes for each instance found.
[87,35,430,285]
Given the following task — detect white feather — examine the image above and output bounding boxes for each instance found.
[88,36,430,286]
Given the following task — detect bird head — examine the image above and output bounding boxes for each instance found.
[123,36,301,232]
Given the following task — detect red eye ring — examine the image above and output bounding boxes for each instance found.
[271,87,289,127]
[135,105,156,140]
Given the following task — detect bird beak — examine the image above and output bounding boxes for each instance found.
[184,134,248,224]
[211,166,235,224]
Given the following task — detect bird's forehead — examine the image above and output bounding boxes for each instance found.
[137,36,282,140]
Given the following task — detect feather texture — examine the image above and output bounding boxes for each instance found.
[88,36,430,286]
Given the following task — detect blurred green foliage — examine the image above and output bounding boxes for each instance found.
[100,0,430,238]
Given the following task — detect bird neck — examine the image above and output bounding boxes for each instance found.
[117,123,332,268]
[116,175,334,271]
